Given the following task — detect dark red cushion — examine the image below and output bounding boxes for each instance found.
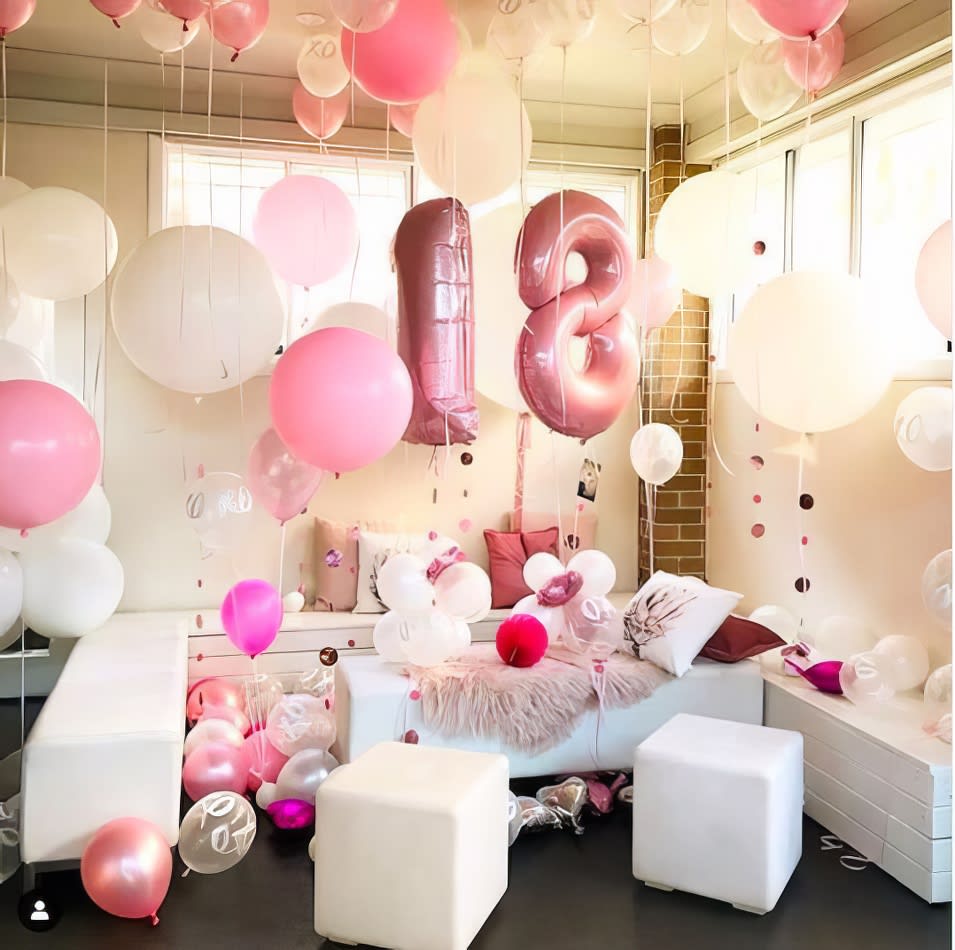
[484,527,560,609]
[698,614,785,663]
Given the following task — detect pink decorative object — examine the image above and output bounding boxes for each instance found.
[80,818,172,926]
[0,380,101,532]
[90,0,140,26]
[516,191,638,439]
[270,327,413,473]
[207,0,269,59]
[496,614,549,668]
[267,798,315,830]
[243,729,289,791]
[484,527,560,609]
[186,677,246,725]
[536,571,584,607]
[916,220,952,339]
[292,83,350,141]
[630,256,681,333]
[341,0,459,105]
[221,578,283,659]
[782,23,845,95]
[248,427,326,525]
[749,0,846,39]
[786,658,844,694]
[182,741,251,801]
[0,0,35,37]
[199,703,252,738]
[390,101,418,137]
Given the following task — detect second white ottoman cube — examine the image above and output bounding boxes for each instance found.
[633,713,803,914]
[314,741,509,949]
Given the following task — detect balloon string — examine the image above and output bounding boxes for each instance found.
[97,59,109,434]
[385,104,390,163]
[668,58,688,425]
[349,40,356,129]
[723,0,730,164]
[513,411,531,530]
[644,480,656,574]
[179,46,185,116]
[237,83,246,454]
[796,432,810,636]
[589,661,606,769]
[556,44,567,430]
[2,37,7,179]
[639,16,653,429]
[551,430,565,564]
[349,156,361,301]
[518,58,526,220]
[278,522,287,595]
[178,143,186,342]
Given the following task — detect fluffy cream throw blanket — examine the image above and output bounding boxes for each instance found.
[406,644,671,755]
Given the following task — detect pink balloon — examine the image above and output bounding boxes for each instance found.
[159,0,206,23]
[186,676,247,725]
[630,256,682,332]
[80,818,172,926]
[248,427,325,524]
[516,191,639,440]
[182,741,251,801]
[292,83,349,141]
[395,198,478,445]
[0,380,100,531]
[341,0,459,105]
[221,578,283,659]
[270,327,413,473]
[0,0,34,36]
[207,0,269,59]
[749,0,846,39]
[916,220,952,339]
[782,23,845,94]
[199,703,252,737]
[252,175,357,288]
[390,101,418,137]
[244,732,288,792]
[90,0,141,24]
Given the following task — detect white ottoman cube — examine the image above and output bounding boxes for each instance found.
[633,713,803,914]
[314,742,509,949]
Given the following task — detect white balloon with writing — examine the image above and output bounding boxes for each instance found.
[178,792,257,875]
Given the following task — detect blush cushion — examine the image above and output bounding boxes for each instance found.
[484,527,560,609]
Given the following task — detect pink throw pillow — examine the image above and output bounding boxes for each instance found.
[313,518,360,612]
[484,527,560,610]
[509,510,597,557]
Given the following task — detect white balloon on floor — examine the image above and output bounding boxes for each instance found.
[0,548,22,640]
[629,423,684,485]
[0,339,46,382]
[111,226,284,394]
[728,272,894,433]
[894,386,952,472]
[0,187,118,300]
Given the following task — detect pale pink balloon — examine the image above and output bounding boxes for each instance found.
[389,102,418,138]
[184,717,245,758]
[782,23,845,94]
[160,0,206,24]
[248,427,326,524]
[186,676,247,724]
[90,0,141,24]
[0,380,101,532]
[749,0,846,39]
[341,0,459,105]
[80,818,172,926]
[916,220,952,339]
[244,731,288,792]
[199,703,252,737]
[630,256,682,332]
[182,741,251,801]
[0,0,35,36]
[292,83,349,142]
[270,327,414,473]
[207,0,268,59]
[252,174,357,288]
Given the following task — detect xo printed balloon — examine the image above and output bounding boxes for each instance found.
[178,792,257,874]
[184,472,254,553]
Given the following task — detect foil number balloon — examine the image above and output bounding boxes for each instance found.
[516,191,639,440]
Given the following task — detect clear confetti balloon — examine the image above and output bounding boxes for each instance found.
[923,665,952,743]
[331,0,397,32]
[872,635,930,692]
[921,549,952,629]
[839,651,896,708]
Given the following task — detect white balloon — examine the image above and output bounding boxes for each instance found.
[297,34,349,99]
[275,748,339,802]
[840,650,896,707]
[810,616,876,662]
[615,0,677,25]
[401,609,459,667]
[138,4,200,53]
[652,0,712,56]
[737,41,802,123]
[19,538,124,638]
[256,782,278,809]
[0,176,29,208]
[316,301,391,340]
[0,340,46,382]
[629,423,683,485]
[523,552,564,592]
[567,549,616,597]
[0,549,22,638]
[0,271,20,334]
[330,0,397,32]
[185,472,254,553]
[512,593,562,641]
[16,483,112,551]
[728,272,894,433]
[376,554,434,613]
[0,188,117,301]
[433,562,492,623]
[873,635,930,692]
[894,387,952,473]
[184,718,245,757]
[373,611,411,662]
[283,590,306,613]
[654,171,753,297]
[922,549,952,628]
[413,71,531,207]
[449,618,472,654]
[532,0,596,47]
[749,604,799,642]
[111,226,284,394]
[727,0,778,43]
[486,4,545,60]
[923,665,952,743]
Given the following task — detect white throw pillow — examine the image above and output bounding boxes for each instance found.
[622,572,742,677]
[353,530,457,613]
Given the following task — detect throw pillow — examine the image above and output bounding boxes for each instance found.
[510,510,596,557]
[313,518,392,612]
[622,572,742,677]
[698,614,786,663]
[484,527,560,609]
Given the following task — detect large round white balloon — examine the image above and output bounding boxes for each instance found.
[0,176,29,208]
[873,634,930,692]
[111,226,284,394]
[727,0,778,43]
[810,616,876,662]
[523,552,563,591]
[629,423,683,485]
[138,4,200,53]
[4,484,112,554]
[749,604,798,642]
[486,4,545,60]
[651,0,712,56]
[894,386,952,473]
[568,549,616,597]
[375,554,434,613]
[922,549,952,629]
[432,562,492,623]
[728,272,894,433]
[401,610,460,667]
[19,538,124,638]
[297,34,349,98]
[0,340,46,382]
[0,187,117,301]
[413,71,531,207]
[316,301,391,340]
[654,171,753,297]
[0,549,22,640]
[737,41,802,123]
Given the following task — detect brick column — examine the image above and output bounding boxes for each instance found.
[637,125,710,584]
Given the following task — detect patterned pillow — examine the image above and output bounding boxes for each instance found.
[622,572,742,677]
[313,518,393,612]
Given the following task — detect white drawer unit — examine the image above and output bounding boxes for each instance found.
[764,673,952,904]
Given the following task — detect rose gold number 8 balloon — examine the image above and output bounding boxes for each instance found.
[515,191,639,440]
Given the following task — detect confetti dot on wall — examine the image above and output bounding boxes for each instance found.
[460,452,473,466]
[795,577,811,593]
[458,518,472,533]
[347,639,355,649]
[751,523,765,538]
[799,493,815,510]
[753,494,762,504]
[428,530,438,541]
[195,614,203,630]
[802,536,809,546]
[753,240,766,256]
[750,455,764,470]
[755,422,760,433]
[404,729,419,744]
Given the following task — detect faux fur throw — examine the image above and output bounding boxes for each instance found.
[406,645,671,755]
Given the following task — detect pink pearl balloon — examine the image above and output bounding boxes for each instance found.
[0,0,34,36]
[182,741,251,801]
[630,256,682,332]
[782,23,845,94]
[90,0,141,23]
[389,102,418,137]
[292,83,349,142]
[916,220,952,339]
[220,578,283,659]
[247,426,326,524]
[749,0,846,39]
[341,0,459,105]
[252,175,357,288]
[270,327,414,473]
[184,717,246,758]
[199,703,252,737]
[207,0,269,59]
[244,731,288,792]
[80,818,172,926]
[186,677,247,724]
[0,380,101,532]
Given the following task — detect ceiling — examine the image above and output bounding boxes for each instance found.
[2,0,951,159]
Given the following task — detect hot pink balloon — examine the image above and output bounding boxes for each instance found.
[244,731,288,792]
[248,427,325,524]
[186,676,247,725]
[516,191,639,440]
[782,23,845,95]
[292,83,349,141]
[394,198,478,445]
[182,741,251,801]
[916,220,952,339]
[749,0,846,39]
[630,256,682,332]
[0,0,35,36]
[270,327,414,473]
[90,0,141,25]
[0,380,101,532]
[207,0,269,60]
[160,0,206,24]
[80,818,172,926]
[390,102,418,137]
[221,578,283,659]
[252,175,357,288]
[341,0,459,105]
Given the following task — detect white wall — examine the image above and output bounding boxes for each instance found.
[709,380,952,668]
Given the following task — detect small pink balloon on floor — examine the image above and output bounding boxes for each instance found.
[0,0,35,37]
[248,427,326,525]
[782,23,845,95]
[183,741,251,801]
[207,0,269,59]
[221,578,283,659]
[749,0,846,39]
[916,220,952,339]
[89,0,140,26]
[293,83,350,142]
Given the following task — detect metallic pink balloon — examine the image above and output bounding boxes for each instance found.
[292,83,350,142]
[207,0,269,60]
[186,677,247,725]
[248,427,325,525]
[182,741,251,801]
[394,198,479,445]
[516,191,639,440]
[267,798,315,830]
[782,23,845,95]
[80,817,172,926]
